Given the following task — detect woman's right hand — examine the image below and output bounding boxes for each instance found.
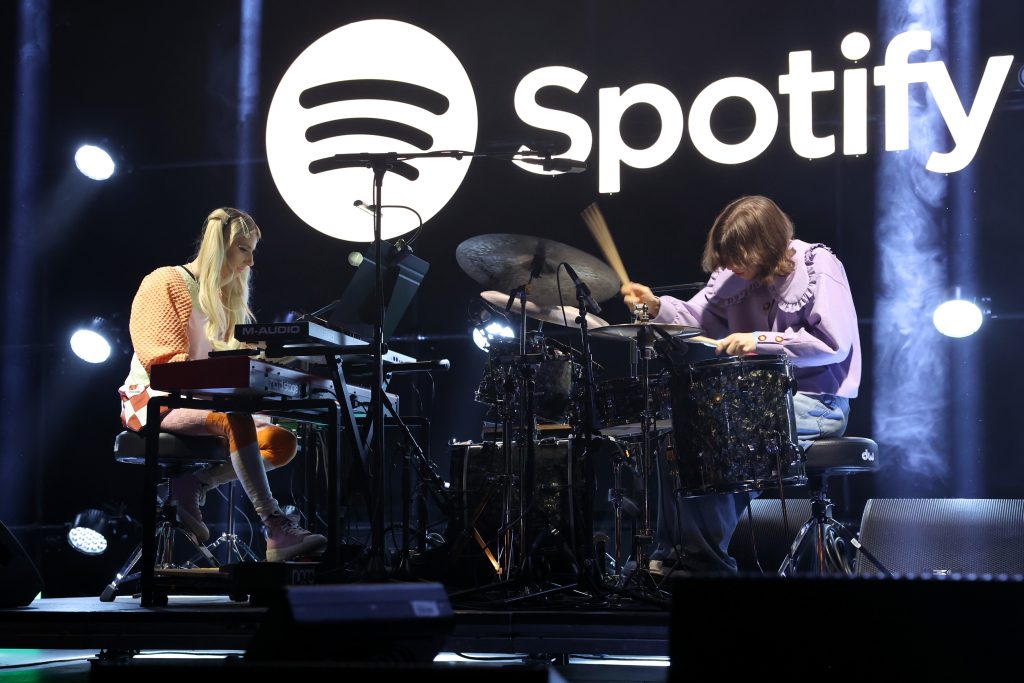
[620,281,660,318]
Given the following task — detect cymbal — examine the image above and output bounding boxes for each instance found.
[457,234,619,306]
[590,323,704,341]
[480,291,609,329]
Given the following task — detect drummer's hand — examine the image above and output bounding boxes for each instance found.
[716,332,757,356]
[620,282,660,317]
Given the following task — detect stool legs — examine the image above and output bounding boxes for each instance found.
[779,495,842,575]
[778,484,891,577]
[99,491,220,602]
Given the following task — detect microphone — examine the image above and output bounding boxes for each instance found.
[353,199,378,215]
[518,157,588,173]
[563,263,602,314]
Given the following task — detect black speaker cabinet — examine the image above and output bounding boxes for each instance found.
[671,574,1024,677]
[246,582,453,662]
[0,520,43,607]
[855,498,1024,576]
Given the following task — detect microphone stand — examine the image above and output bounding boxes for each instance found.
[369,160,391,575]
[572,278,599,580]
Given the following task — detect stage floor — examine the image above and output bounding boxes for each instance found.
[0,595,669,657]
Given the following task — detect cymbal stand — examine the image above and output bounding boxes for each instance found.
[499,263,604,605]
[569,264,599,571]
[608,442,628,582]
[497,283,540,582]
[633,306,656,575]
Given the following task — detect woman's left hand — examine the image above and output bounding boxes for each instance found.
[716,332,757,356]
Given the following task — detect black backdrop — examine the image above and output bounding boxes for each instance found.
[1,1,1022,587]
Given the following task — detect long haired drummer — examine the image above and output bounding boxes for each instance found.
[620,195,860,574]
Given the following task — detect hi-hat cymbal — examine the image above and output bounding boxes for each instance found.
[480,291,609,329]
[457,234,619,306]
[590,323,704,341]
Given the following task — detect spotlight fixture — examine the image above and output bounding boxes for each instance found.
[74,144,116,181]
[69,317,114,363]
[69,316,125,363]
[68,509,111,556]
[472,321,515,351]
[933,289,989,338]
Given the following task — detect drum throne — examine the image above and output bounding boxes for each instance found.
[778,437,888,575]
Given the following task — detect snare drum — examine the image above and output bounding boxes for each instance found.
[669,354,803,496]
[594,376,672,436]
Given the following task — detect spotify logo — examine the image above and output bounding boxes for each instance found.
[266,20,478,242]
[270,21,1014,234]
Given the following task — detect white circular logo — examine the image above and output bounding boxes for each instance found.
[266,20,478,242]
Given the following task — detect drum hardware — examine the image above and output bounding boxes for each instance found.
[447,439,591,596]
[457,235,621,590]
[449,469,508,576]
[603,436,639,581]
[589,313,706,581]
[471,259,609,602]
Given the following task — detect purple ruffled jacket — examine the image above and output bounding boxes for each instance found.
[652,239,861,398]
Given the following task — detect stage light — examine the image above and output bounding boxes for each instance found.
[69,316,124,363]
[69,321,112,363]
[74,144,115,180]
[68,509,111,556]
[69,329,111,363]
[933,292,987,338]
[472,321,515,351]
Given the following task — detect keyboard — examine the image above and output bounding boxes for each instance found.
[149,356,398,412]
[234,320,417,365]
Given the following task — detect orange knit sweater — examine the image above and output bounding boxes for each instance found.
[118,267,194,430]
[129,266,193,374]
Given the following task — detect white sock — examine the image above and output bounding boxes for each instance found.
[227,441,281,520]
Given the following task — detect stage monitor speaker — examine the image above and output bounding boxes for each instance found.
[855,498,1024,576]
[0,520,43,607]
[728,497,811,572]
[246,582,453,663]
[670,574,1024,677]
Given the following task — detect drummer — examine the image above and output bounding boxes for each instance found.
[621,195,860,574]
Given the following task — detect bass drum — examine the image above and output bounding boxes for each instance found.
[447,439,592,584]
[669,354,804,496]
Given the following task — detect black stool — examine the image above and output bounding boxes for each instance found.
[778,437,887,576]
[100,430,229,602]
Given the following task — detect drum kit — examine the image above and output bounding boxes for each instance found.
[452,233,805,592]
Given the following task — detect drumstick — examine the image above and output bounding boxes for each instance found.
[581,203,630,287]
[688,335,719,347]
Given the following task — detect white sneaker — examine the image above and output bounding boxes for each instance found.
[264,514,326,562]
[171,473,210,542]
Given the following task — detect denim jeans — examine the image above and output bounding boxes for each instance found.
[655,392,850,574]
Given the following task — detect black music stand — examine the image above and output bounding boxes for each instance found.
[328,245,429,345]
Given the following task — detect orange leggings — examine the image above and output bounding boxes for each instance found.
[204,413,297,469]
[160,408,297,469]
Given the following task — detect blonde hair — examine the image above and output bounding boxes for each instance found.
[193,207,261,350]
[701,195,796,283]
